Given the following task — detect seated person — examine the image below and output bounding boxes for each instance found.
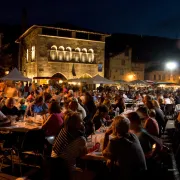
[25,95,47,116]
[51,111,87,171]
[103,115,146,180]
[127,112,162,158]
[0,110,10,127]
[26,91,35,102]
[92,105,108,130]
[1,97,20,116]
[42,101,63,137]
[136,106,159,137]
[18,98,27,116]
[68,98,86,120]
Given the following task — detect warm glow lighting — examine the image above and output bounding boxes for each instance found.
[59,80,63,83]
[128,74,134,80]
[32,46,35,60]
[5,71,9,75]
[78,82,81,85]
[166,62,177,71]
[152,144,156,149]
[27,49,28,62]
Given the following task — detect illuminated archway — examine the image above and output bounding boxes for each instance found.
[52,72,67,81]
[65,47,72,61]
[88,49,94,63]
[58,46,65,60]
[50,45,57,60]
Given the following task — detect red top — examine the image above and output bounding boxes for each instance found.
[42,113,63,137]
[144,117,159,137]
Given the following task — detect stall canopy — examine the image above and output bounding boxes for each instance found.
[86,74,115,84]
[67,78,88,83]
[115,80,128,84]
[129,80,148,86]
[1,68,32,81]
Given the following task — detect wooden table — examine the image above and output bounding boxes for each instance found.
[0,121,41,132]
[82,151,107,161]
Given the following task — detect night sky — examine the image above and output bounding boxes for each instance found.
[1,0,180,38]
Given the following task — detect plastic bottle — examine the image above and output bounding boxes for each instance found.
[116,107,120,116]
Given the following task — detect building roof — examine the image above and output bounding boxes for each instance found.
[15,25,110,43]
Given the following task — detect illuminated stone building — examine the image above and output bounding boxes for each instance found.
[16,25,109,83]
[108,48,145,81]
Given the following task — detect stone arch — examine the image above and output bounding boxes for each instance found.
[51,45,57,50]
[75,47,81,52]
[52,72,67,81]
[59,46,65,51]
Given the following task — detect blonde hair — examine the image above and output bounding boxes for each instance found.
[153,100,160,108]
[113,115,130,136]
[64,110,81,130]
[103,99,111,108]
[5,97,15,107]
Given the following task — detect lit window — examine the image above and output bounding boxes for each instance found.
[65,47,72,61]
[58,46,64,61]
[88,49,94,63]
[32,46,35,61]
[50,45,57,60]
[26,49,28,62]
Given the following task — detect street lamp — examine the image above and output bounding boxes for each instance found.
[165,62,177,71]
[165,62,177,82]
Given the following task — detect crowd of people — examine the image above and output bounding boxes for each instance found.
[0,81,180,180]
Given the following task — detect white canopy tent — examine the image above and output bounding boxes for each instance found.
[86,74,115,84]
[1,68,32,81]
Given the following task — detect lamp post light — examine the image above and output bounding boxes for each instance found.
[165,62,177,82]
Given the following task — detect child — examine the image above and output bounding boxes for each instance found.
[19,98,27,116]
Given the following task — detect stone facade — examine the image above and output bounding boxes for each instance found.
[17,25,107,83]
[146,70,180,83]
[109,49,132,81]
[108,48,145,81]
[131,62,145,81]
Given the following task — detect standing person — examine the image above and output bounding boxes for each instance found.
[24,83,29,97]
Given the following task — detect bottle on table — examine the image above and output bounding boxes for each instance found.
[115,107,120,116]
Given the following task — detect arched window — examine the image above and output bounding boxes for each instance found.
[26,49,29,62]
[74,47,81,62]
[81,48,87,62]
[50,45,57,60]
[88,49,94,63]
[65,47,72,61]
[82,48,87,53]
[58,46,65,61]
[32,46,35,61]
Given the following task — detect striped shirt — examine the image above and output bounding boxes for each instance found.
[51,128,86,170]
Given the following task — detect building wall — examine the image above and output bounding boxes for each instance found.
[21,28,105,80]
[21,28,42,78]
[109,48,145,81]
[131,62,145,80]
[146,70,180,83]
[109,48,132,81]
